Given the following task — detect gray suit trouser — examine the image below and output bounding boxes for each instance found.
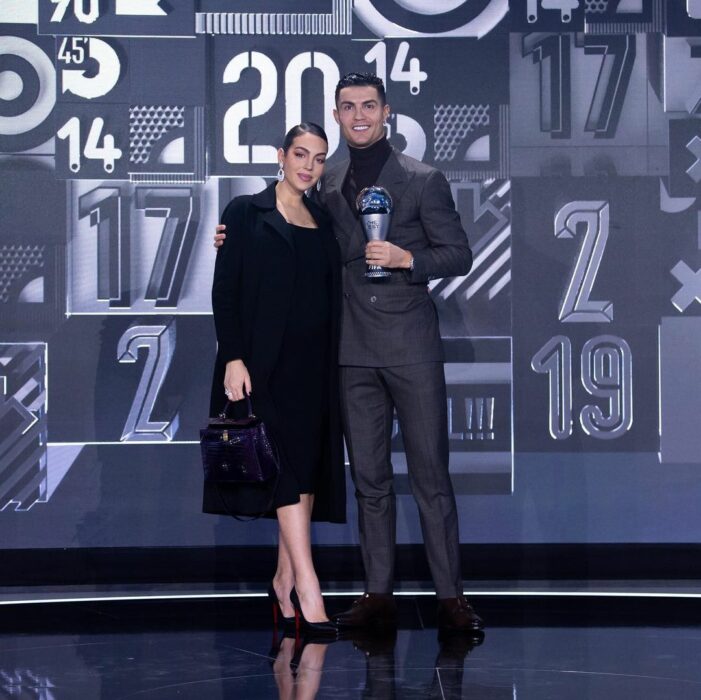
[340,362,462,598]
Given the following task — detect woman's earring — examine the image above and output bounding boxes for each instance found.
[277,164,285,182]
[316,179,321,192]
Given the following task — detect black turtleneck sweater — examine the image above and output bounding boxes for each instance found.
[342,136,393,215]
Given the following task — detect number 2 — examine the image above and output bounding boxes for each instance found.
[223,51,277,165]
[554,200,613,323]
[118,322,179,442]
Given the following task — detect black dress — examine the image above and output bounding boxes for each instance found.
[205,182,346,523]
[270,222,332,507]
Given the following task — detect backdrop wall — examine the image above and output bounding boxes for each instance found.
[1,0,701,553]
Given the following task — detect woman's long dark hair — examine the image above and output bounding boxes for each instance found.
[281,122,328,152]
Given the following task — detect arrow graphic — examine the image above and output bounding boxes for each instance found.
[115,0,168,17]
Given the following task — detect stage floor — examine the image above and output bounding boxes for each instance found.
[1,591,701,699]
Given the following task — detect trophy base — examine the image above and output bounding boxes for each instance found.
[365,265,391,279]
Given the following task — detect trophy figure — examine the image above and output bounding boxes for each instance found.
[356,186,393,279]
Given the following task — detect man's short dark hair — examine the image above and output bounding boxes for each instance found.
[335,72,386,106]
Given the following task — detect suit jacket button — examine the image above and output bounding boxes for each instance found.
[344,292,350,299]
[370,296,377,303]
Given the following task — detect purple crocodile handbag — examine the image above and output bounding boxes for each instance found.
[200,398,279,484]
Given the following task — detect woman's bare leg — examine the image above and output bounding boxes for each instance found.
[277,493,328,623]
[273,530,295,618]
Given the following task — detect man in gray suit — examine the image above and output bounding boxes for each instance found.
[326,73,481,633]
[215,73,482,633]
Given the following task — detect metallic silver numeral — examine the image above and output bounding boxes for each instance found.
[554,200,613,323]
[580,335,633,439]
[577,34,636,139]
[522,33,571,139]
[135,188,199,307]
[78,186,130,307]
[532,335,633,441]
[117,322,178,442]
[523,33,634,140]
[531,335,573,440]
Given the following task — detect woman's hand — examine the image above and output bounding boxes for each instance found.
[214,224,227,248]
[224,359,251,402]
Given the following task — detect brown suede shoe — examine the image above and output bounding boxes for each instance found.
[334,593,397,629]
[436,595,484,632]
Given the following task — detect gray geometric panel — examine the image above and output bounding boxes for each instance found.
[659,317,701,463]
[129,105,186,164]
[0,343,48,512]
[0,244,44,303]
[434,104,490,162]
[195,1,353,35]
[432,180,511,337]
[585,1,609,13]
[393,337,513,496]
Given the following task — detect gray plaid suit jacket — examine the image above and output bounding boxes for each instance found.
[318,147,472,367]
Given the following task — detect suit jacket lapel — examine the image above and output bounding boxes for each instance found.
[378,148,412,206]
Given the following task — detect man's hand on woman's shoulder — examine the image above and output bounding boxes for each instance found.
[214,224,226,248]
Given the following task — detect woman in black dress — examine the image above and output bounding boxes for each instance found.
[207,124,345,631]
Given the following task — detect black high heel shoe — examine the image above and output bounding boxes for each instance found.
[290,588,338,636]
[268,582,297,632]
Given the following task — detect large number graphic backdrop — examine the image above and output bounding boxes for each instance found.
[2,0,701,549]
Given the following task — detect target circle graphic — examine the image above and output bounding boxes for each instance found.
[354,0,508,38]
[0,36,56,150]
[393,0,469,13]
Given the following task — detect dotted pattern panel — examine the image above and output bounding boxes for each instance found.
[129,105,185,165]
[434,105,490,162]
[0,245,45,303]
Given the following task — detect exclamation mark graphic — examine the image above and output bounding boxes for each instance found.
[465,398,474,440]
[485,396,495,440]
[475,397,484,440]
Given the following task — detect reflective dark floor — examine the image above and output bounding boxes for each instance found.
[2,595,701,699]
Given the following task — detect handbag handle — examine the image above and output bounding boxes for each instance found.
[218,395,255,420]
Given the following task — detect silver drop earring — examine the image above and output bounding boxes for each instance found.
[316,179,321,192]
[277,163,285,182]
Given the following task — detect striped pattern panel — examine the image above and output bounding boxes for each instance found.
[0,344,47,512]
[430,179,511,303]
[195,0,353,35]
[584,0,664,34]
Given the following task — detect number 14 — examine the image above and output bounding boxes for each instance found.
[364,42,427,96]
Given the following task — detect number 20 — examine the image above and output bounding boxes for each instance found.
[223,51,340,164]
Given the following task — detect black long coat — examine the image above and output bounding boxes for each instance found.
[204,181,346,523]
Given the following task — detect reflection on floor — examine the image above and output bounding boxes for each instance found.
[1,595,701,699]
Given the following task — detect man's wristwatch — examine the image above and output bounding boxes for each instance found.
[408,256,414,272]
